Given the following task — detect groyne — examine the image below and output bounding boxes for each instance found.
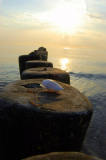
[0,47,101,160]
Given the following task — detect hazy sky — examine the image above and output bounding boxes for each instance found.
[0,0,106,49]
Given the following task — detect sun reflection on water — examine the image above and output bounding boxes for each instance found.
[60,58,69,71]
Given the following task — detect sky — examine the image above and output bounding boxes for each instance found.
[0,0,106,49]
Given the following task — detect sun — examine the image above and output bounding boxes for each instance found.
[51,5,80,33]
[36,1,86,34]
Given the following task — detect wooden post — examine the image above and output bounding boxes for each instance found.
[25,60,53,70]
[18,47,48,78]
[22,152,102,160]
[21,67,70,85]
[0,79,93,160]
[19,55,42,78]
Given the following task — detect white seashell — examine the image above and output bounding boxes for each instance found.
[40,79,63,92]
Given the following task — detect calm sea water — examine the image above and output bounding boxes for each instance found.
[0,46,106,159]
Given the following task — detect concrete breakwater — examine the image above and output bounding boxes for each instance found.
[0,47,96,160]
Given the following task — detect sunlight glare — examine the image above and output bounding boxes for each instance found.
[51,6,80,33]
[64,47,70,49]
[36,1,87,34]
[60,58,69,71]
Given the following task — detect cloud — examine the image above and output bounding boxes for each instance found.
[86,0,106,17]
[0,12,54,31]
[75,30,85,34]
[0,0,88,34]
[86,13,106,22]
[87,13,102,19]
[0,0,106,49]
[1,0,64,14]
[0,23,106,50]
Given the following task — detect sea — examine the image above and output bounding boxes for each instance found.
[0,46,106,159]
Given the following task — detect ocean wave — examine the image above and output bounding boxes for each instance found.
[0,82,8,90]
[69,72,106,80]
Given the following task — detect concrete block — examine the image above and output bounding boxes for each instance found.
[22,67,70,85]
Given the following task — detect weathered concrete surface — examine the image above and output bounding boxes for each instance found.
[0,79,93,159]
[25,60,53,70]
[23,152,103,160]
[21,67,70,85]
[19,55,42,78]
[29,47,48,61]
[19,47,48,79]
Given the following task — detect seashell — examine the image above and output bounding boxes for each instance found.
[40,79,63,92]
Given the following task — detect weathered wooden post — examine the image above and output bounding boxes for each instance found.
[22,152,102,160]
[36,47,48,61]
[21,67,70,85]
[0,79,93,160]
[25,60,53,70]
[18,47,48,79]
[19,55,42,78]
